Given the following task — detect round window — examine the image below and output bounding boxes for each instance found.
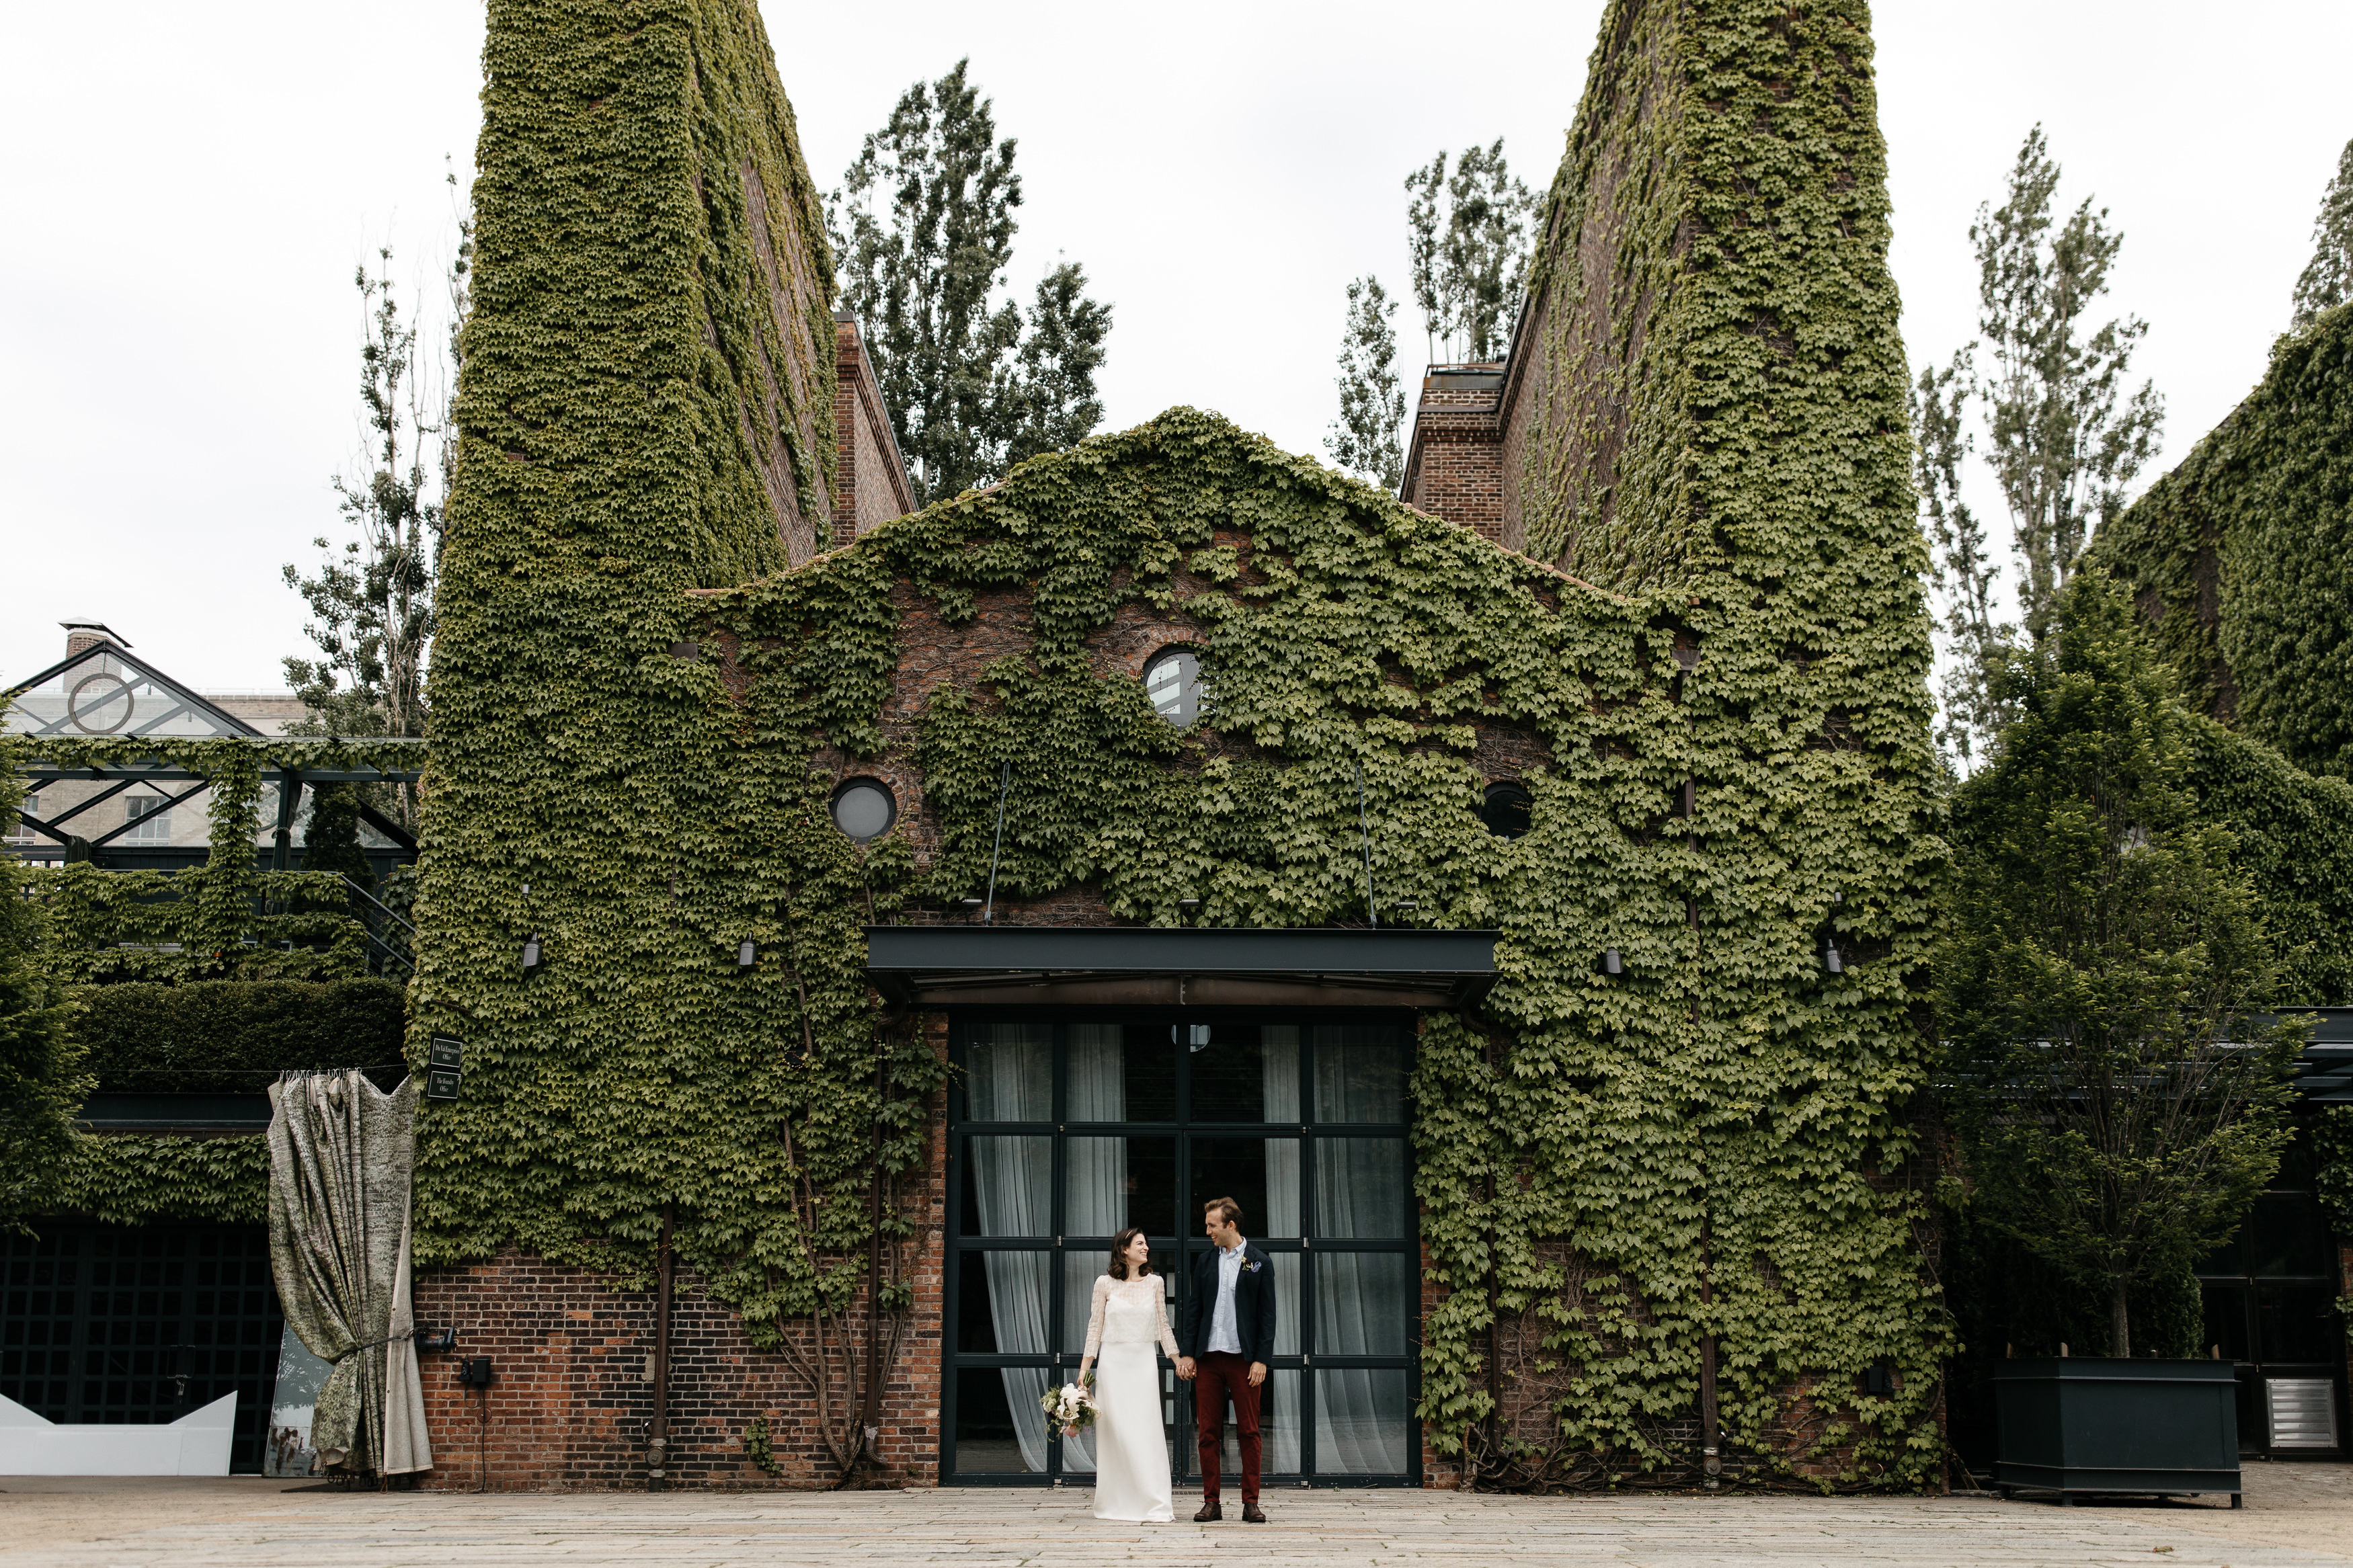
[830,778,897,843]
[1478,780,1533,839]
[1144,647,1203,725]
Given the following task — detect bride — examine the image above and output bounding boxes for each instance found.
[1075,1227,1177,1522]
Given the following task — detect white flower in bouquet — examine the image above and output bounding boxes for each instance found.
[1040,1373,1099,1436]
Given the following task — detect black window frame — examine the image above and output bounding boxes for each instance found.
[943,1007,1421,1487]
[0,1221,286,1473]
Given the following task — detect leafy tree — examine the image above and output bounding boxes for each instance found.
[1940,575,2301,1358]
[2291,137,2353,331]
[1913,126,2165,765]
[1405,140,1535,365]
[1909,349,2011,768]
[283,203,470,829]
[830,59,1113,506]
[1325,276,1406,490]
[1007,258,1111,466]
[0,758,89,1234]
[284,255,443,736]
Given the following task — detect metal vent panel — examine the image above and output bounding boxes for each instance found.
[2266,1378,2339,1449]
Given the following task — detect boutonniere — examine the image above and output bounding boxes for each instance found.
[1244,1258,1262,1274]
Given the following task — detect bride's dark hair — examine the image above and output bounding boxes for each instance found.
[1107,1227,1152,1280]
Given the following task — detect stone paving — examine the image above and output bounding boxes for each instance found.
[8,1469,2353,1567]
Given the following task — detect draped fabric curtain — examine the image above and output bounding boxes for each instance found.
[266,1070,430,1476]
[967,1024,1053,1472]
[1059,1024,1126,1473]
[1312,1026,1407,1473]
[1259,1026,1302,1473]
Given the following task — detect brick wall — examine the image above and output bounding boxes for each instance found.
[411,1031,949,1492]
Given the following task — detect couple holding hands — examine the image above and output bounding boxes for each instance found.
[1076,1195,1275,1524]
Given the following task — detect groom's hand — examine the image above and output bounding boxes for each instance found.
[1247,1362,1267,1387]
[1175,1356,1197,1380]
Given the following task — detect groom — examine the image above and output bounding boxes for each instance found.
[1174,1195,1274,1523]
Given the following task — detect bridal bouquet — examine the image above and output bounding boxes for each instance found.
[1041,1374,1098,1437]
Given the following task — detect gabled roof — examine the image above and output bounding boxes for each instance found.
[4,641,264,741]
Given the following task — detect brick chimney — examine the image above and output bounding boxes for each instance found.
[1400,365,1507,542]
[832,313,916,546]
[61,619,128,659]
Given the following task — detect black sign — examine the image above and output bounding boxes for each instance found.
[426,1067,463,1101]
[428,1035,463,1070]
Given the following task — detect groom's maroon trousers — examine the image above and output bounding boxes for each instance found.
[1193,1351,1261,1506]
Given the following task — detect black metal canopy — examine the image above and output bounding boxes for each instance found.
[2286,1008,2353,1102]
[864,924,1497,1009]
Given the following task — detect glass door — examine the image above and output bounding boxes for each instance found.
[944,1017,1417,1485]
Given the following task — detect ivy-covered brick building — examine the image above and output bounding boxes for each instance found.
[11,0,2352,1493]
[389,0,1953,1493]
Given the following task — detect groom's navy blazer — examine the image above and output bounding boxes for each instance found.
[1179,1241,1278,1365]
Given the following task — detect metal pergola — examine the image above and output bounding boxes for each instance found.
[13,739,426,864]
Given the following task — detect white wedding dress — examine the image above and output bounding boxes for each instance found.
[1080,1272,1178,1522]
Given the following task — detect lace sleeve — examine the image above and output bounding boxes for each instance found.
[1156,1273,1179,1360]
[1083,1274,1110,1358]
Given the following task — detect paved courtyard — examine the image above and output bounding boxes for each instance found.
[9,1467,2353,1567]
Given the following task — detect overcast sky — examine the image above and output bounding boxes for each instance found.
[4,2,2346,690]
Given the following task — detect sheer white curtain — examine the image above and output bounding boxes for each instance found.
[1060,1025,1125,1473]
[1312,1026,1408,1473]
[1259,1027,1302,1473]
[968,1024,1053,1471]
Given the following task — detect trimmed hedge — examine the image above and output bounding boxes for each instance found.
[74,979,407,1093]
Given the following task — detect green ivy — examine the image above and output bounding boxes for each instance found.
[2183,716,2353,1005]
[1483,0,1943,1487]
[40,1132,272,1227]
[2088,303,2353,780]
[410,0,926,1345]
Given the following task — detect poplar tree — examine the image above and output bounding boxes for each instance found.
[831,60,1113,506]
[1325,276,1406,491]
[1912,126,2164,766]
[2290,137,2353,331]
[1405,140,1535,364]
[1941,576,2301,1358]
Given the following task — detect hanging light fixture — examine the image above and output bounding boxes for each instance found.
[737,939,757,971]
[521,934,542,972]
[1601,948,1623,977]
[1823,941,1843,975]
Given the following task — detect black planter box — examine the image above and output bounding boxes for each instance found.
[1993,1358,2241,1505]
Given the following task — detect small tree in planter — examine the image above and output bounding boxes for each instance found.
[1942,576,2303,1359]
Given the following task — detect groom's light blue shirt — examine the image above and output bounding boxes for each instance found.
[1207,1239,1246,1354]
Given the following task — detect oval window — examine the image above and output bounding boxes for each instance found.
[1478,780,1533,839]
[1144,647,1204,725]
[831,778,897,843]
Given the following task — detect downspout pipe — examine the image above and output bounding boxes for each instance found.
[649,1204,674,1487]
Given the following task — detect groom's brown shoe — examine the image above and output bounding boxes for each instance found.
[1192,1501,1222,1522]
[1242,1503,1268,1523]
